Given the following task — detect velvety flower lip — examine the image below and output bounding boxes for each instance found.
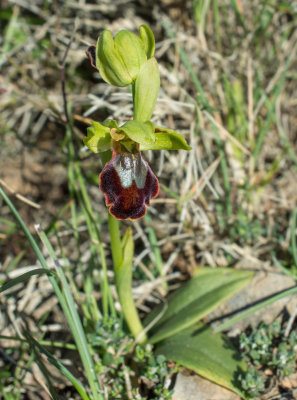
[99,150,159,220]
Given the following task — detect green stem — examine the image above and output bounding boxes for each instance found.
[108,214,147,344]
[108,213,122,273]
[105,71,147,344]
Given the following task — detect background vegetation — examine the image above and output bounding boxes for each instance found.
[1,0,297,399]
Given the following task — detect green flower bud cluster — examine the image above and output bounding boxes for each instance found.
[94,25,159,122]
[96,25,154,86]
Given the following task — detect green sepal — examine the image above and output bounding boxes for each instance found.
[83,121,111,153]
[114,30,147,81]
[133,57,160,122]
[119,120,155,146]
[102,119,119,129]
[140,126,191,151]
[139,25,155,58]
[96,30,133,87]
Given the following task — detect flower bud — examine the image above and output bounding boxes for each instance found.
[96,29,147,87]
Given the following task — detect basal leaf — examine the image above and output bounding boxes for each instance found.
[146,267,253,344]
[140,126,191,151]
[84,121,111,153]
[155,323,247,398]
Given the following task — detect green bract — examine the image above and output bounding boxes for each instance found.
[133,57,160,122]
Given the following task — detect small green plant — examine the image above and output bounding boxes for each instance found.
[238,320,297,398]
[237,366,265,399]
[88,317,173,399]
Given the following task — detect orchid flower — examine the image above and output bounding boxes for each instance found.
[84,25,191,220]
[100,142,159,220]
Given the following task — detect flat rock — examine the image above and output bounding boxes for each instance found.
[210,270,297,333]
[172,373,240,400]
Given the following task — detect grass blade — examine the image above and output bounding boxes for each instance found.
[36,227,103,400]
[24,331,90,400]
[0,185,103,400]
[0,268,55,293]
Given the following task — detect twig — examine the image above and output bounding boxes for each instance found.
[122,364,133,400]
[59,22,78,124]
[0,179,40,209]
[284,306,297,337]
[204,111,250,155]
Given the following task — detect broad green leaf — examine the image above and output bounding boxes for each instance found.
[0,268,55,293]
[83,121,111,153]
[139,25,155,58]
[146,267,253,344]
[120,120,155,145]
[140,126,191,151]
[133,57,160,121]
[155,323,247,399]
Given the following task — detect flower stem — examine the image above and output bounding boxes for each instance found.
[108,214,147,344]
[108,213,122,273]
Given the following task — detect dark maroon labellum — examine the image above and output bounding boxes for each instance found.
[99,151,159,220]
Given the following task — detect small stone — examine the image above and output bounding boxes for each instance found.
[172,373,240,400]
[281,376,292,390]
